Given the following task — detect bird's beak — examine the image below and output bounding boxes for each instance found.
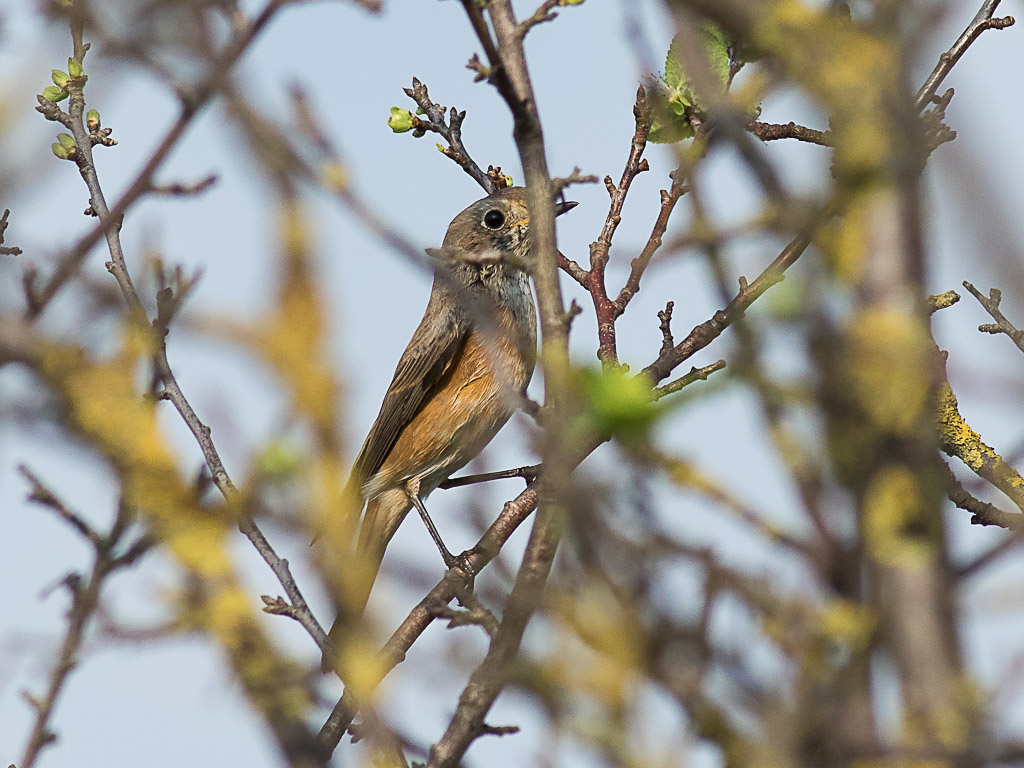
[555,200,578,217]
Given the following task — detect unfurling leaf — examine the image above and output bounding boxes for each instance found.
[51,69,71,88]
[42,86,69,102]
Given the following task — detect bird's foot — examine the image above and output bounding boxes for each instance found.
[445,549,477,585]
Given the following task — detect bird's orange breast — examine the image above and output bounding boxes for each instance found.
[369,307,533,496]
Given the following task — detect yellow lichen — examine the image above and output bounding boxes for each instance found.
[863,465,936,567]
[846,309,932,437]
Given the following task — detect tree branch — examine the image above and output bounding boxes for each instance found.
[16,474,143,768]
[915,0,1015,111]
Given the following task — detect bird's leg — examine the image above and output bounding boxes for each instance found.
[406,480,476,580]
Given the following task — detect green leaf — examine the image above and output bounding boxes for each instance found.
[664,36,684,90]
[41,86,69,102]
[51,142,69,159]
[649,114,694,144]
[702,22,731,86]
[387,106,415,133]
[67,57,83,78]
[664,22,732,93]
[56,133,76,149]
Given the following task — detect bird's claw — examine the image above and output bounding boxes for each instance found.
[445,550,477,585]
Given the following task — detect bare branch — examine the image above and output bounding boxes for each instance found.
[915,0,1015,110]
[749,120,831,146]
[613,168,689,316]
[402,78,495,193]
[25,0,291,320]
[652,359,727,400]
[643,228,814,383]
[16,482,142,768]
[317,484,541,753]
[0,208,23,256]
[963,281,1024,354]
[149,174,219,197]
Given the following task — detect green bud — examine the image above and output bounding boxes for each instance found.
[560,0,585,5]
[67,57,83,78]
[51,142,70,159]
[388,106,415,133]
[436,143,446,153]
[86,109,100,129]
[41,86,69,102]
[57,133,76,150]
[51,69,71,88]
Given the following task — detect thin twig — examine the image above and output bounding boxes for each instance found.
[915,0,1015,111]
[402,78,494,193]
[643,229,815,383]
[942,460,1023,530]
[149,174,219,197]
[613,168,689,316]
[317,484,541,753]
[749,121,831,146]
[17,476,141,768]
[18,465,102,546]
[584,86,653,365]
[0,208,22,256]
[652,359,727,400]
[25,0,290,320]
[963,281,1024,355]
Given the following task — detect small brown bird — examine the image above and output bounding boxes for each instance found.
[325,186,576,659]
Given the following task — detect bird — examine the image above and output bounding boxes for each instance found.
[323,186,577,666]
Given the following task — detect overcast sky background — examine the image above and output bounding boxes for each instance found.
[2,0,1024,766]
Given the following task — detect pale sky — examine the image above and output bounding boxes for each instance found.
[2,1,1024,766]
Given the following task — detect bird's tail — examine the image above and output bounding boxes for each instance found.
[322,488,410,672]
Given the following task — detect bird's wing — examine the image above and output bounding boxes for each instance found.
[349,305,469,492]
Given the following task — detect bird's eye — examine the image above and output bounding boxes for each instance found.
[483,209,505,230]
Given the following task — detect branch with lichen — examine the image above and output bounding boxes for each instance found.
[937,379,1024,524]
